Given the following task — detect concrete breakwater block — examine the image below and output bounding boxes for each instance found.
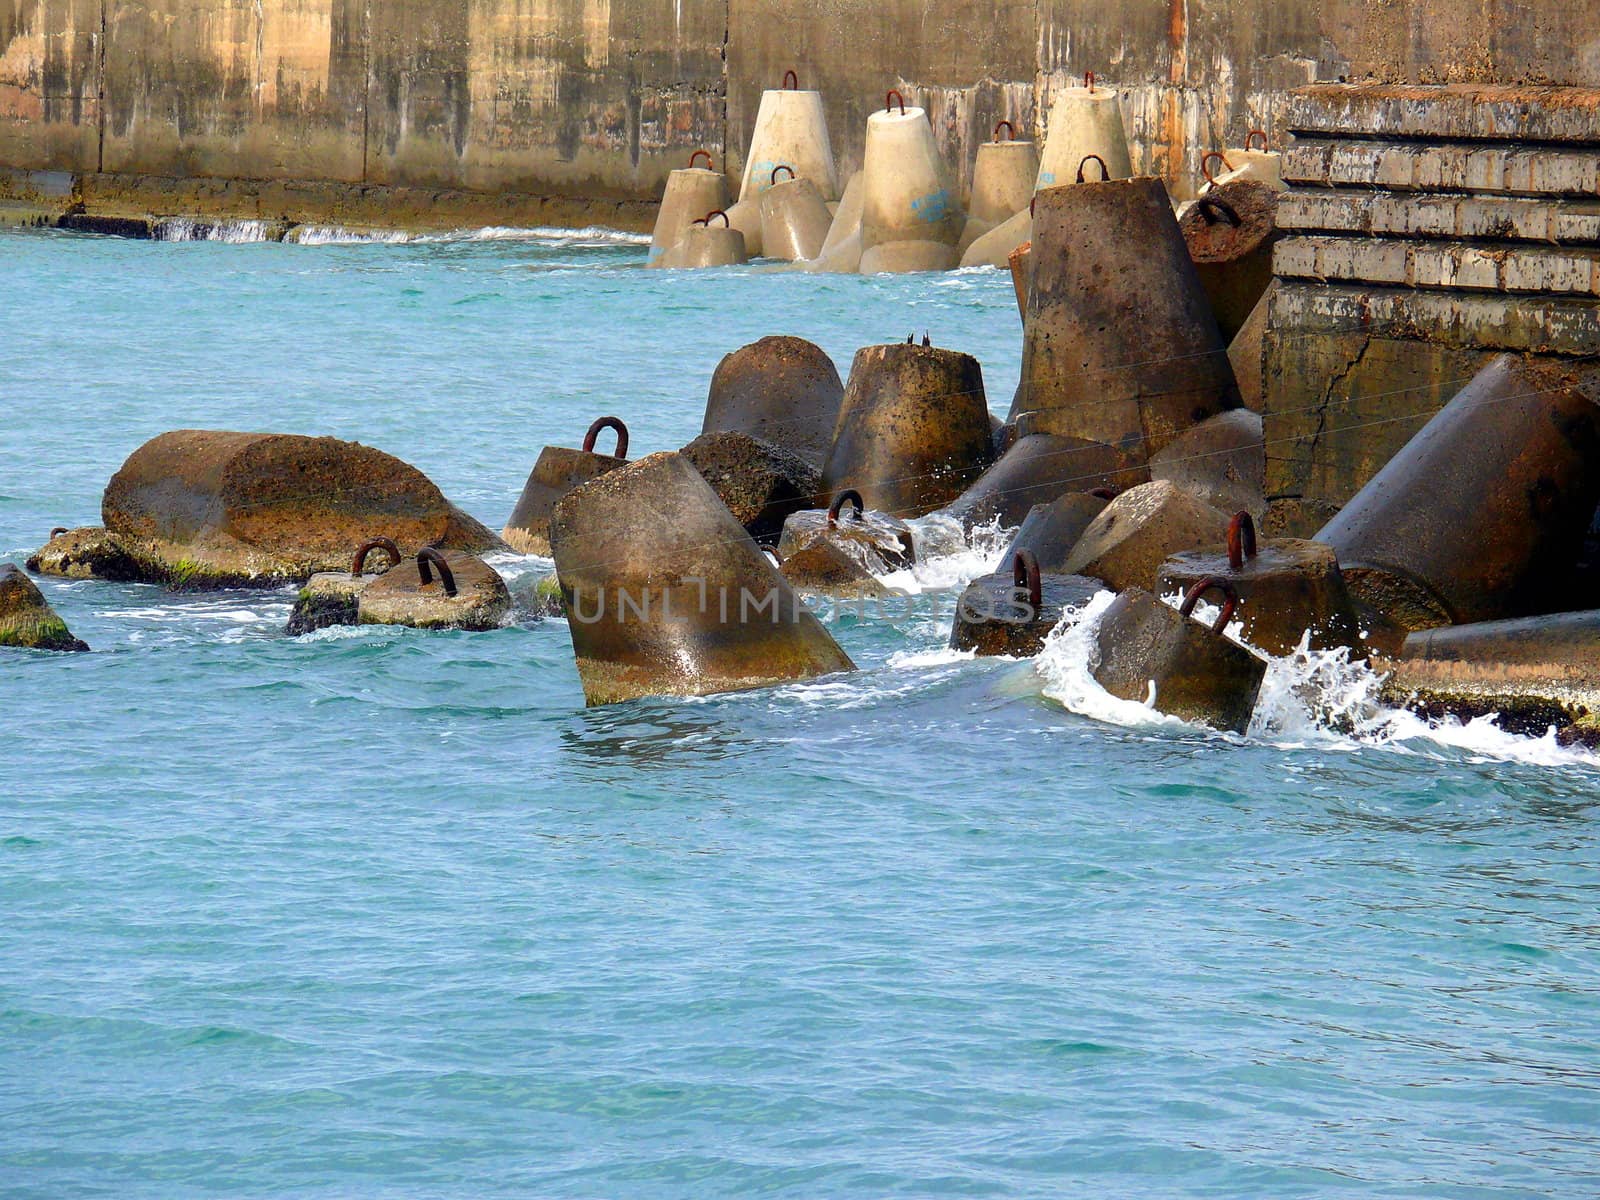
[1007,239,1032,319]
[970,131,1038,227]
[1157,513,1362,656]
[1018,175,1241,463]
[942,433,1144,531]
[95,429,502,589]
[822,343,993,518]
[701,336,844,469]
[739,84,840,205]
[949,551,1099,658]
[1178,178,1280,343]
[0,563,88,652]
[1148,408,1265,519]
[775,491,915,598]
[998,490,1114,575]
[551,452,854,706]
[1375,609,1600,740]
[286,537,402,636]
[657,215,748,268]
[1035,81,1132,189]
[1091,582,1265,733]
[1064,481,1231,593]
[650,157,729,264]
[27,526,143,581]
[357,549,511,632]
[960,207,1031,270]
[679,431,822,546]
[859,99,964,274]
[504,418,631,556]
[1317,354,1600,633]
[759,172,832,262]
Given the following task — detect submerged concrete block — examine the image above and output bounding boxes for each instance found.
[27,526,143,582]
[504,418,631,557]
[822,343,993,517]
[0,563,88,652]
[701,336,844,468]
[102,429,503,588]
[552,452,855,705]
[1157,514,1362,656]
[776,492,916,597]
[1091,583,1265,733]
[1063,480,1231,593]
[286,538,402,636]
[949,552,1100,658]
[1376,609,1600,736]
[357,550,512,632]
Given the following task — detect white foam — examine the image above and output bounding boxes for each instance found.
[282,223,650,247]
[153,217,278,243]
[1031,591,1600,767]
[875,513,1012,595]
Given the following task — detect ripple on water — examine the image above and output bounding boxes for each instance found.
[1,228,1596,1200]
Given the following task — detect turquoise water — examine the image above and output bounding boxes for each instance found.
[2,226,1598,1199]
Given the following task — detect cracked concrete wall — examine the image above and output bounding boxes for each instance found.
[2,0,1599,203]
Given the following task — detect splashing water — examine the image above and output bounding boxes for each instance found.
[1029,588,1600,767]
[153,217,281,243]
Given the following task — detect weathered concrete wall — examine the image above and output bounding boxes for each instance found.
[1261,82,1600,535]
[1,0,725,203]
[3,0,1600,211]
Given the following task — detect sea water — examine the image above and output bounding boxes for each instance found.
[1,226,1596,1199]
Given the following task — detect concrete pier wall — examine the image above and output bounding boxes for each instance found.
[4,0,1599,220]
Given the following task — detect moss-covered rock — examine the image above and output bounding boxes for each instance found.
[0,563,88,652]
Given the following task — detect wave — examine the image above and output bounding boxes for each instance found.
[1031,589,1600,768]
[152,217,281,243]
[283,223,650,247]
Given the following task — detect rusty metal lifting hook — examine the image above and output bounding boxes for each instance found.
[49,526,68,539]
[1076,154,1110,183]
[351,536,402,577]
[688,149,713,170]
[1227,511,1258,572]
[993,120,1016,142]
[783,69,799,90]
[828,490,865,528]
[1012,549,1042,612]
[1180,576,1239,635]
[1245,129,1269,151]
[694,209,731,228]
[886,90,906,116]
[1201,151,1233,185]
[1197,197,1243,227]
[582,416,629,460]
[416,547,458,598]
[770,164,796,184]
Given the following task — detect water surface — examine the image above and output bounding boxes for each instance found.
[2,227,1596,1199]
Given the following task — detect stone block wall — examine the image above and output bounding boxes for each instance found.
[1263,83,1600,534]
